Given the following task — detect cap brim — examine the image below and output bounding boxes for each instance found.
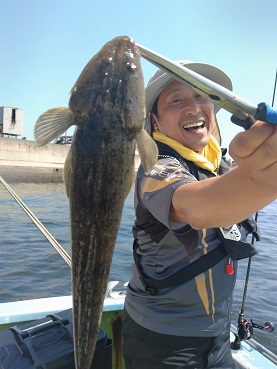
[145,60,233,116]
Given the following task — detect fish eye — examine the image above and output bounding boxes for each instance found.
[127,62,137,72]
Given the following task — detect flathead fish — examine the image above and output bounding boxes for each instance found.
[34,36,158,369]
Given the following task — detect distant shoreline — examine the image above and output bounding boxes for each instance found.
[0,137,68,183]
[0,137,141,184]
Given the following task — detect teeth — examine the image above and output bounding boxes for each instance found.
[183,121,204,129]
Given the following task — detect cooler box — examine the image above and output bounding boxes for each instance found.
[0,308,112,369]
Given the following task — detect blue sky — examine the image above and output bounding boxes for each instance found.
[1,0,276,149]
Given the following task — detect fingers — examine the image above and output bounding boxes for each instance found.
[229,121,275,158]
[229,121,277,171]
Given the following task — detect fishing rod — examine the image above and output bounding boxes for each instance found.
[232,69,277,348]
[272,68,277,107]
[232,212,275,348]
[136,43,277,127]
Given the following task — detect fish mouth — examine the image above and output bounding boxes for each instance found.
[182,120,205,132]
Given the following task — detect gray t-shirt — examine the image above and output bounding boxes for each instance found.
[124,157,237,337]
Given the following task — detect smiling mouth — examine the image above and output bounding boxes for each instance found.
[183,121,205,131]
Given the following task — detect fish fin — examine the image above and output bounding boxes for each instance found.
[126,154,135,197]
[136,129,158,174]
[34,107,75,146]
[63,144,73,198]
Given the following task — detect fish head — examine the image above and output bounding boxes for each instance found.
[69,36,146,135]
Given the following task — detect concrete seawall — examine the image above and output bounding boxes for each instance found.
[0,137,69,183]
[0,137,141,183]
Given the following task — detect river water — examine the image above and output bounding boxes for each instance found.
[0,181,276,355]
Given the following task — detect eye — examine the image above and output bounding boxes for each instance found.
[196,93,206,101]
[195,93,204,99]
[170,97,183,104]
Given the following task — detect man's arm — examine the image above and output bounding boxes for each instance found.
[170,121,277,229]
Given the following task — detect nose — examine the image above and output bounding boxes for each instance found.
[184,98,201,116]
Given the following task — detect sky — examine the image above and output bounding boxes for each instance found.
[0,0,276,151]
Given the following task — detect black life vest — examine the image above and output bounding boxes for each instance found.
[133,141,259,295]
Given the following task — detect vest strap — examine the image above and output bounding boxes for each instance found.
[133,239,227,295]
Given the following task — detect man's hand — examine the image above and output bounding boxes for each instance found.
[229,120,277,194]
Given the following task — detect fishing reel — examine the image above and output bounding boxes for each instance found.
[237,318,275,341]
[232,312,275,350]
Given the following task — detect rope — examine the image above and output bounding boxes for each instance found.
[0,176,72,268]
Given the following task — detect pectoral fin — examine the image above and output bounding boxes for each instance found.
[34,107,75,146]
[63,145,73,198]
[136,129,158,174]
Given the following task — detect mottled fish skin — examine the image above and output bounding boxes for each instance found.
[67,37,154,369]
[34,35,158,369]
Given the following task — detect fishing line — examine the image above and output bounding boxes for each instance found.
[272,68,277,107]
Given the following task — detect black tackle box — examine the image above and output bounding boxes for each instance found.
[0,308,112,369]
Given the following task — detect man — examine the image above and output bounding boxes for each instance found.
[122,60,277,368]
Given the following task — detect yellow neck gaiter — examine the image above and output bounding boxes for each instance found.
[153,131,221,173]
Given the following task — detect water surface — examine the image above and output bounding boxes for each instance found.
[0,181,276,355]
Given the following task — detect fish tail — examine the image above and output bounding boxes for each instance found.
[34,107,75,146]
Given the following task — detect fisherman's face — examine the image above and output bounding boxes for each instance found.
[154,80,216,153]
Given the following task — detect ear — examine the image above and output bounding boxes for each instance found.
[150,113,159,130]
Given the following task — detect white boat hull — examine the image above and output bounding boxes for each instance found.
[0,283,276,369]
